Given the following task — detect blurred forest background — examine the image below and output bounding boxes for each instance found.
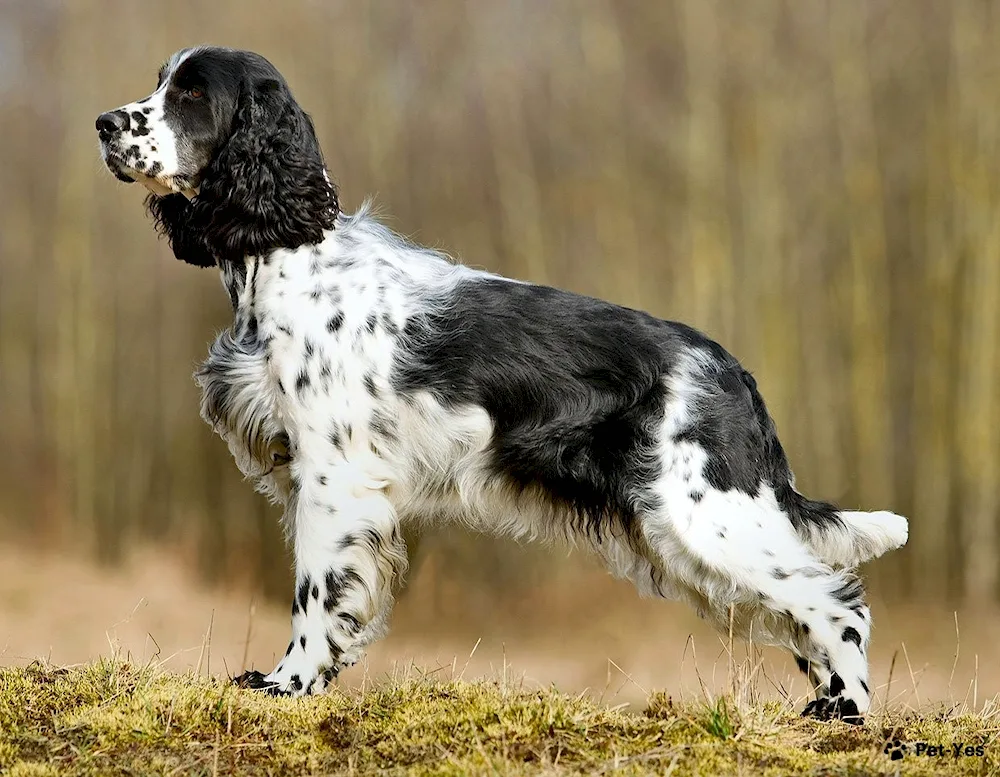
[1,0,1000,702]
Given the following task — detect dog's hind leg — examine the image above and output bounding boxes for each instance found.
[641,478,872,723]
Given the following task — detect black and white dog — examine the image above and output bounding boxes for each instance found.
[96,46,907,722]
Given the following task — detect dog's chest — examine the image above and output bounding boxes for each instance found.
[199,243,409,469]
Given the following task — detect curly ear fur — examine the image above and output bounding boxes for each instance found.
[147,73,339,267]
[145,192,217,267]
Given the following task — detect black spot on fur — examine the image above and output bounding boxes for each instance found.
[329,427,342,450]
[297,579,310,615]
[300,635,307,650]
[366,314,377,334]
[838,698,860,720]
[716,529,726,539]
[795,656,810,676]
[323,567,364,612]
[829,673,845,697]
[831,575,866,614]
[304,338,315,358]
[327,635,343,663]
[689,490,704,503]
[285,641,293,657]
[772,567,790,580]
[326,312,344,333]
[295,370,310,395]
[130,111,150,136]
[842,626,862,648]
[317,474,327,486]
[363,373,378,398]
[147,161,163,177]
[311,584,319,599]
[290,674,302,692]
[859,679,869,694]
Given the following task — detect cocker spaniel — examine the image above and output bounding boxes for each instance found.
[96,46,908,723]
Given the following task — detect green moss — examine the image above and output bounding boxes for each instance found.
[0,660,997,775]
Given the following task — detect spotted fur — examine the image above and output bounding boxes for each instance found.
[97,46,909,722]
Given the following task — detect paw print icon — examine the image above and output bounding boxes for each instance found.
[883,739,908,761]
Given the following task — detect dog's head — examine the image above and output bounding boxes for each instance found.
[96,46,338,267]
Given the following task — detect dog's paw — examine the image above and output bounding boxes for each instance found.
[232,669,290,696]
[801,696,864,725]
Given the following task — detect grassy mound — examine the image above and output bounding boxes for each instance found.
[0,660,996,775]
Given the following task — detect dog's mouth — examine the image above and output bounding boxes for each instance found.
[102,150,138,184]
[101,146,197,199]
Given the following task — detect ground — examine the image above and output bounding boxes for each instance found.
[1,660,997,776]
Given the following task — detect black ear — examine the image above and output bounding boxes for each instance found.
[193,76,339,263]
[145,192,217,267]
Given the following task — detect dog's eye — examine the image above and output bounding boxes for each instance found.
[187,87,204,99]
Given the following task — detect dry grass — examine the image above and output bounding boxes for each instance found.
[1,656,998,776]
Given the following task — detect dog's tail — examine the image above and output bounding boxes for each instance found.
[788,492,909,568]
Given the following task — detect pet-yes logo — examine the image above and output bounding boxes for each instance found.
[883,738,985,761]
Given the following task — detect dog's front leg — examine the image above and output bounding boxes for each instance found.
[235,459,407,696]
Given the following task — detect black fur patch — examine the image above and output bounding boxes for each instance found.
[795,656,810,676]
[841,626,862,648]
[323,567,364,612]
[829,673,845,697]
[326,312,344,333]
[392,278,675,538]
[297,579,310,615]
[300,635,307,650]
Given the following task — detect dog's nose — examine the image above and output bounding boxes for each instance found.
[96,111,128,136]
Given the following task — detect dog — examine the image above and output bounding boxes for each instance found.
[96,46,908,722]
